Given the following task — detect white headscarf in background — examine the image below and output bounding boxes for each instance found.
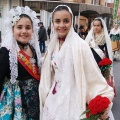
[1,6,41,84]
[85,17,113,75]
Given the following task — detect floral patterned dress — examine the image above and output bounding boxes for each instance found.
[0,47,40,120]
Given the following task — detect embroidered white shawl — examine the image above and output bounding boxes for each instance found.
[39,5,114,120]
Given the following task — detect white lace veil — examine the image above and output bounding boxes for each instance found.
[86,17,113,60]
[1,6,41,84]
[85,17,113,75]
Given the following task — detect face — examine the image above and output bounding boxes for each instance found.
[114,23,118,29]
[13,17,33,44]
[93,20,103,34]
[40,23,43,27]
[53,10,72,38]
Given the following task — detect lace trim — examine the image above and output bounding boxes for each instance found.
[93,32,106,45]
[1,6,41,84]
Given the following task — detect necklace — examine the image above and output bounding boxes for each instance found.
[17,41,29,50]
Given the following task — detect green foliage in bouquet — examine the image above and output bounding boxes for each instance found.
[98,58,112,79]
[80,96,110,120]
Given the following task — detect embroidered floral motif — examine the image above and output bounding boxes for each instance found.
[0,79,39,120]
[0,80,23,119]
[11,15,20,26]
[19,78,40,119]
[18,51,40,81]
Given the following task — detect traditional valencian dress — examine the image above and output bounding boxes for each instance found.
[110,27,120,59]
[0,45,40,120]
[40,38,114,120]
[39,6,114,119]
[85,18,115,120]
[86,32,116,95]
[0,6,41,120]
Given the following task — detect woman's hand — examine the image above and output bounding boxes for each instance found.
[100,109,109,120]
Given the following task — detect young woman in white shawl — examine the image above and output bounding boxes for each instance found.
[85,17,116,94]
[110,21,120,60]
[85,17,115,120]
[39,5,114,120]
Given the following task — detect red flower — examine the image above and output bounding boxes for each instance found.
[98,58,112,66]
[81,95,110,120]
[98,58,112,79]
[88,96,110,115]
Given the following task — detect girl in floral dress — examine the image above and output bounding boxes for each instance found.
[0,6,41,120]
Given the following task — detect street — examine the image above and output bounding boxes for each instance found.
[112,60,120,120]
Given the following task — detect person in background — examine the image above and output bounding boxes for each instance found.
[84,27,89,38]
[78,25,85,39]
[38,22,47,53]
[39,5,114,120]
[0,6,41,119]
[74,23,78,33]
[85,17,115,120]
[110,21,120,60]
[47,26,51,39]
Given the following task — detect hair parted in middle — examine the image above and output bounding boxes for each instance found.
[52,5,72,20]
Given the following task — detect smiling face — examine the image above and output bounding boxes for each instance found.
[13,17,33,44]
[93,20,103,34]
[53,10,72,38]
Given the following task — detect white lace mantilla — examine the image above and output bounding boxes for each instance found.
[89,32,106,59]
[90,32,106,47]
[1,6,41,84]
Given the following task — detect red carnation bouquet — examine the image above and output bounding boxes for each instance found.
[98,58,112,79]
[80,95,110,120]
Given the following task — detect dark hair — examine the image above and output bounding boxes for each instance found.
[52,5,72,19]
[40,22,43,25]
[79,25,84,29]
[93,18,103,28]
[19,14,33,26]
